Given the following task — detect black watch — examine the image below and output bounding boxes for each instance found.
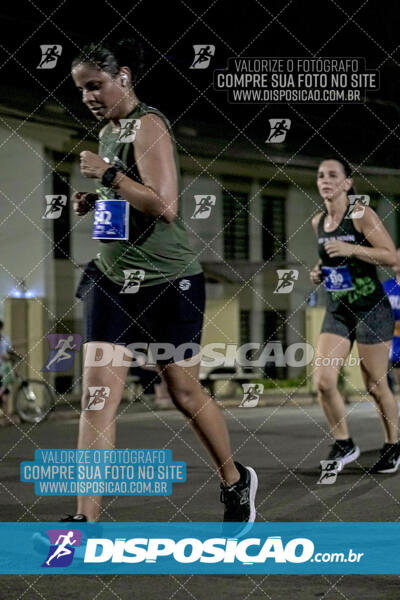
[101,166,118,188]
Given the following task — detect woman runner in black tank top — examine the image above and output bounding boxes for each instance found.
[317,208,387,312]
[310,157,399,474]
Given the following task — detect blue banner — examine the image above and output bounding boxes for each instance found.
[20,449,186,496]
[0,523,399,574]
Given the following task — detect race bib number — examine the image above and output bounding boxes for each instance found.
[92,199,129,240]
[322,265,354,292]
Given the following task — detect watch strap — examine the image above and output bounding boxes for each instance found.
[101,166,118,188]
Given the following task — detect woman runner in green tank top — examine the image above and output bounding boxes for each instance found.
[310,157,399,474]
[68,38,258,531]
[94,99,203,287]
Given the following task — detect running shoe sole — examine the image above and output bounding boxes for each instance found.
[336,446,361,471]
[233,466,258,538]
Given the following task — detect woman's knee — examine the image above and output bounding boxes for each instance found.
[167,379,205,414]
[364,376,389,399]
[314,370,338,397]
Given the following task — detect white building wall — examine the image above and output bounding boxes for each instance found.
[249,181,264,346]
[180,174,222,263]
[69,162,99,323]
[286,185,322,372]
[0,126,47,313]
[376,195,397,282]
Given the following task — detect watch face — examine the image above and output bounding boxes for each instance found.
[102,167,117,187]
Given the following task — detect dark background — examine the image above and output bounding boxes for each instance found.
[0,0,399,166]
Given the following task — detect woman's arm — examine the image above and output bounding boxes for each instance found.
[324,206,396,266]
[80,114,178,223]
[310,212,323,283]
[113,114,178,222]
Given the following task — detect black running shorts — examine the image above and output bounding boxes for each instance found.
[76,260,205,364]
[320,296,393,345]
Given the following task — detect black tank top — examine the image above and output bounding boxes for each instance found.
[317,210,385,311]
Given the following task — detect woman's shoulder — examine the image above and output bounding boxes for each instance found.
[311,211,324,232]
[133,104,174,148]
[136,102,172,130]
[351,204,379,233]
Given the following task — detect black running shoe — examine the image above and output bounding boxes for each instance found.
[60,514,87,522]
[220,461,258,537]
[369,443,400,474]
[325,438,360,470]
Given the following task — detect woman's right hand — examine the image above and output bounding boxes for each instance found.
[72,192,98,216]
[310,261,323,284]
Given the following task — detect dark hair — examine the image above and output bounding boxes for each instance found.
[71,38,145,86]
[319,156,356,195]
[0,320,3,330]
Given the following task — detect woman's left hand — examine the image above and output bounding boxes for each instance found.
[80,151,109,179]
[324,240,353,258]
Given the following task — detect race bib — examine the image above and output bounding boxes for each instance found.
[92,199,129,240]
[322,265,354,292]
[390,333,400,363]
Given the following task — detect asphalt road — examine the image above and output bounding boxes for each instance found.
[0,400,399,599]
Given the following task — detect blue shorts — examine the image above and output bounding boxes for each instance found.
[76,260,205,364]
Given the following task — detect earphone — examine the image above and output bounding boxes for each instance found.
[121,74,128,86]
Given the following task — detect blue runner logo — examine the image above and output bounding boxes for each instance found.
[41,529,82,568]
[42,334,81,372]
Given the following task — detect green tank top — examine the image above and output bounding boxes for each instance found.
[93,101,202,287]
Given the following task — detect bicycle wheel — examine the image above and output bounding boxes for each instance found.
[15,380,55,423]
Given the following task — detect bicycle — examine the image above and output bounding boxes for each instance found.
[0,352,55,423]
